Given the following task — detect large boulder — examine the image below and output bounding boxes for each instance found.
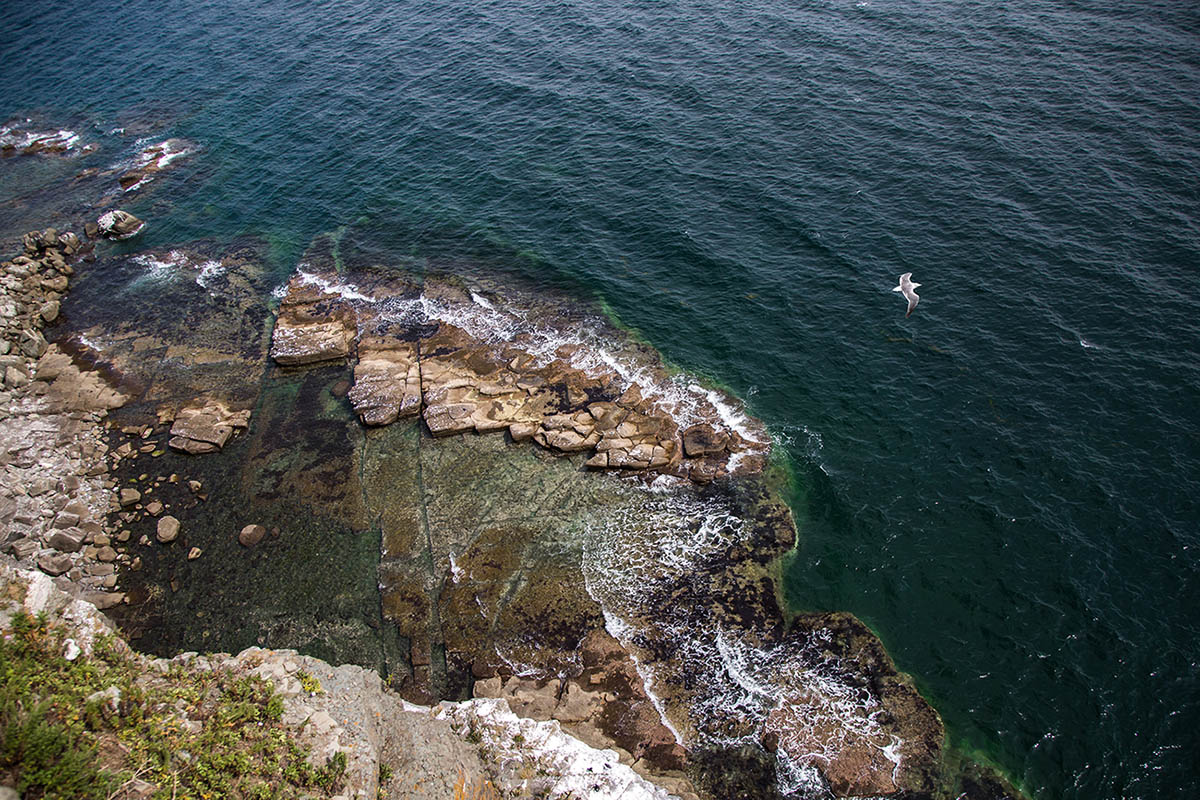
[168,401,251,455]
[96,210,145,240]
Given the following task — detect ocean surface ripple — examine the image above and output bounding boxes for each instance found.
[3,1,1199,797]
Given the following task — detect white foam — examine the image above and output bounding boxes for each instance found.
[601,609,684,745]
[296,270,376,303]
[579,482,898,797]
[470,291,495,310]
[436,697,677,799]
[130,251,184,284]
[0,126,81,153]
[109,138,195,190]
[195,260,226,289]
[127,250,225,291]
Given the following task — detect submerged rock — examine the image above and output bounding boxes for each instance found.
[0,123,81,155]
[115,138,193,192]
[238,524,266,547]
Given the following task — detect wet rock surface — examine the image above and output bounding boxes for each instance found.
[95,209,144,240]
[270,264,770,484]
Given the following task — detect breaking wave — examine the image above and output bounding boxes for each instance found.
[580,483,897,798]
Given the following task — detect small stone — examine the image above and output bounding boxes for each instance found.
[47,529,84,553]
[96,546,117,562]
[116,529,131,543]
[238,524,266,547]
[86,592,125,610]
[10,538,38,559]
[187,547,202,560]
[157,515,180,543]
[145,500,164,516]
[119,488,141,507]
[39,300,60,322]
[38,552,72,576]
[188,479,202,493]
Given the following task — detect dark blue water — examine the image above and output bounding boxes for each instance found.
[4,1,1200,797]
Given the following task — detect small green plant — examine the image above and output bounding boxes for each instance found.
[378,762,394,799]
[298,670,324,695]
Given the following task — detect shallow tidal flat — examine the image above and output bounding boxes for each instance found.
[37,227,1019,799]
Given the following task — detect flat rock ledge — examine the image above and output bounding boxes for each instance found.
[2,561,682,800]
[168,400,251,454]
[270,268,770,484]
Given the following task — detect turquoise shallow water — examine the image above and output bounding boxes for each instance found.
[3,1,1200,797]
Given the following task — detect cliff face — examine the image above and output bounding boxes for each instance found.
[0,560,677,799]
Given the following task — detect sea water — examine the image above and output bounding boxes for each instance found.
[2,1,1198,797]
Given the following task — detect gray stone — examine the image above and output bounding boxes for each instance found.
[10,538,39,559]
[84,591,125,610]
[156,515,180,543]
[119,488,141,507]
[47,529,84,553]
[38,552,72,576]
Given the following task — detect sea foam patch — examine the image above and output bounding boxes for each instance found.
[0,123,82,154]
[129,250,226,292]
[581,484,900,797]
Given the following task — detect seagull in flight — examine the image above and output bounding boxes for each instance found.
[893,272,921,317]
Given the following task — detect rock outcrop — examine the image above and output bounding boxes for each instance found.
[0,229,130,600]
[95,209,145,240]
[268,267,769,484]
[167,400,251,454]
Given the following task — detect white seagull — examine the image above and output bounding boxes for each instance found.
[892,272,921,317]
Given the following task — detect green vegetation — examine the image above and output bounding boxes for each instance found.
[297,670,323,696]
[0,610,346,799]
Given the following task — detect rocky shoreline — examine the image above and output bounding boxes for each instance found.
[0,194,1026,800]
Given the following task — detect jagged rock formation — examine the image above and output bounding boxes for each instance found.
[269,267,768,484]
[95,209,145,240]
